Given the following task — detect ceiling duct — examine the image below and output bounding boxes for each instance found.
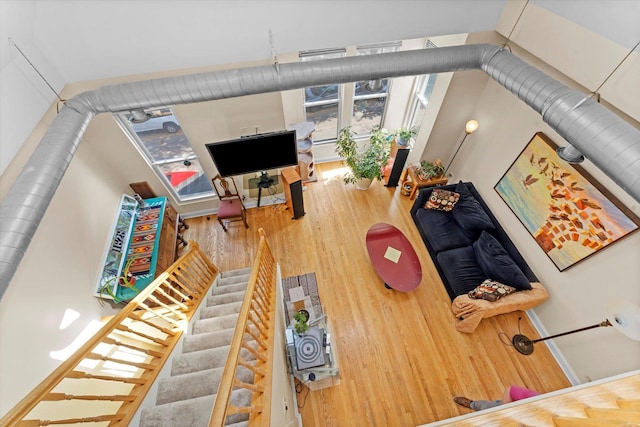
[557,144,586,163]
[364,79,384,92]
[130,109,152,123]
[0,43,638,297]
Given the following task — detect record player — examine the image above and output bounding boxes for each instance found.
[293,325,326,370]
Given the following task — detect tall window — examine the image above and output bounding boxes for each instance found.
[116,107,215,202]
[406,41,438,130]
[300,48,346,143]
[351,42,400,136]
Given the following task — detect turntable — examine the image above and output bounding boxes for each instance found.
[294,325,325,370]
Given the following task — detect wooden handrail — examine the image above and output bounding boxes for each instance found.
[0,241,218,427]
[209,228,277,427]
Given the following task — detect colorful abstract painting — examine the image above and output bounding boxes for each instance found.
[495,132,639,271]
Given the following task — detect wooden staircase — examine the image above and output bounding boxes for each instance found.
[554,400,640,426]
[140,268,253,427]
[427,371,640,426]
[0,229,279,427]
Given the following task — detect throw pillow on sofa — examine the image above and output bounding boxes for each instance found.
[468,279,516,302]
[451,182,495,236]
[425,189,460,212]
[473,231,532,291]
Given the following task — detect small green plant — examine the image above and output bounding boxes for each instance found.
[293,310,309,335]
[98,258,139,305]
[417,159,445,179]
[335,126,391,185]
[394,126,418,145]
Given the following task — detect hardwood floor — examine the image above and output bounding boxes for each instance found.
[180,161,571,426]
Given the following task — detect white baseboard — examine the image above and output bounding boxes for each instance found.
[525,309,581,386]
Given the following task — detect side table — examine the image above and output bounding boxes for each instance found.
[401,165,448,200]
[282,274,340,390]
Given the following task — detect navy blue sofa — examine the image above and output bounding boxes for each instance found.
[410,181,538,301]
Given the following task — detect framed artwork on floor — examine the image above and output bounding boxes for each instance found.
[494,132,640,271]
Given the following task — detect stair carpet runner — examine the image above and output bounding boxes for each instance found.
[140,268,254,427]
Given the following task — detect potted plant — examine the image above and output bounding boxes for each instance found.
[394,126,418,146]
[293,310,309,335]
[416,159,445,180]
[335,126,391,190]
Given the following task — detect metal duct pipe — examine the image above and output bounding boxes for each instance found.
[0,107,93,296]
[68,44,487,114]
[481,48,640,195]
[130,109,152,123]
[1,43,639,297]
[557,144,585,163]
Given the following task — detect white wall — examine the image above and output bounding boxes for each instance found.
[0,112,127,412]
[0,57,57,176]
[427,3,640,382]
[0,1,65,176]
[499,0,640,122]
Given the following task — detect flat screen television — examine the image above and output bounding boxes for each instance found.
[206,130,298,177]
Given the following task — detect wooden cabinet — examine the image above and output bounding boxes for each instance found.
[156,202,179,274]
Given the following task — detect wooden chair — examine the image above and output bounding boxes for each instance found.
[211,174,249,232]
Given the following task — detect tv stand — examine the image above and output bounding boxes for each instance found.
[257,171,274,207]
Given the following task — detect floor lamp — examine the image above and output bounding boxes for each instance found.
[443,119,479,177]
[512,299,640,355]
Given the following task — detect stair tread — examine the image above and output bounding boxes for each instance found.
[140,394,215,427]
[618,399,640,409]
[193,312,240,334]
[553,416,630,426]
[171,346,231,375]
[182,328,236,353]
[219,267,252,278]
[200,300,243,319]
[585,406,640,422]
[211,282,248,295]
[206,291,246,306]
[156,367,224,405]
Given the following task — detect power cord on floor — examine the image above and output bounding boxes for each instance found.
[295,373,316,409]
[498,316,523,348]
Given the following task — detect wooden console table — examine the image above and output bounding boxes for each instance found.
[401,165,448,200]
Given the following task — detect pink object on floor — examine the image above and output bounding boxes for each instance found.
[509,385,539,401]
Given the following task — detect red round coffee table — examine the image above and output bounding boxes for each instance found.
[365,223,422,291]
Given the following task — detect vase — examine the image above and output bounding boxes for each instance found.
[397,136,410,147]
[355,178,373,190]
[297,309,310,322]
